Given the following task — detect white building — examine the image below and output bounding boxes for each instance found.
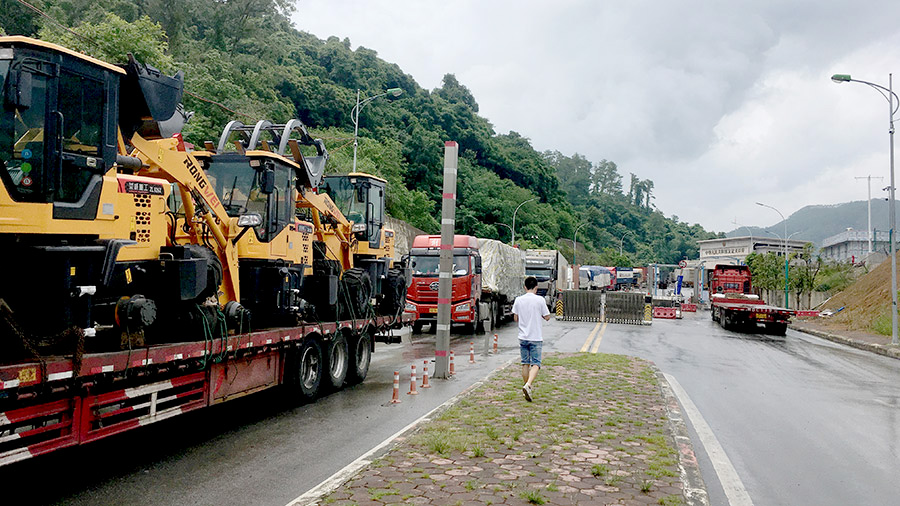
[821,229,895,264]
[696,236,808,266]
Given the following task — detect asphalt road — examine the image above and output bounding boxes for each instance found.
[6,312,900,506]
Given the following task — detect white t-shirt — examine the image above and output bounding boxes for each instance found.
[512,292,550,341]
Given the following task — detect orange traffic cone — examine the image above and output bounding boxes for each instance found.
[421,360,431,388]
[493,333,498,353]
[408,365,419,395]
[469,342,475,363]
[391,370,401,403]
[449,351,455,376]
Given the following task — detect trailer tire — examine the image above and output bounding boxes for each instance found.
[325,332,349,391]
[347,331,372,385]
[295,337,323,401]
[492,301,501,329]
[412,321,423,334]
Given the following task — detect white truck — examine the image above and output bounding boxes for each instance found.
[525,249,570,308]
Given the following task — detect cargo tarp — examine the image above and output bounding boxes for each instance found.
[478,239,525,299]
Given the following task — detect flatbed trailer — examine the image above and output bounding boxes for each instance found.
[0,313,411,468]
[711,298,794,335]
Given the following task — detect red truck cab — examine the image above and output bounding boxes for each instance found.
[709,265,753,296]
[405,235,481,332]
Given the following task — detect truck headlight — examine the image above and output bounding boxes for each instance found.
[455,303,470,313]
[352,223,366,233]
[405,302,416,312]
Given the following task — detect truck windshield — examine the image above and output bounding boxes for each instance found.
[0,59,49,202]
[525,268,552,282]
[410,255,470,276]
[320,176,367,225]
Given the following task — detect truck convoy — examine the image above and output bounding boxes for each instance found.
[578,265,613,290]
[709,264,794,335]
[0,36,410,467]
[525,249,569,309]
[406,235,525,333]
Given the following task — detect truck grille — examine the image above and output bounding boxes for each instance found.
[536,288,548,296]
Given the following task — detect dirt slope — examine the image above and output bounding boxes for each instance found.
[818,254,899,331]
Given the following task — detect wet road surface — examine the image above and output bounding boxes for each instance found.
[6,313,899,506]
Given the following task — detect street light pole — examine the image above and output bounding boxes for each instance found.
[496,222,513,243]
[756,202,789,309]
[832,72,900,346]
[619,230,636,255]
[351,87,403,172]
[511,197,538,247]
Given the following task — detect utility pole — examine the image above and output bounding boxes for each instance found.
[856,175,883,255]
[433,141,458,379]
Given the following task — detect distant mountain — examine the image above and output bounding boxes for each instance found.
[725,200,900,247]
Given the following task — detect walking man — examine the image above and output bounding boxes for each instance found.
[513,276,551,402]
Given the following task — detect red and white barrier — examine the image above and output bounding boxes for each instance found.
[469,342,475,363]
[408,365,419,395]
[421,360,431,388]
[391,371,401,403]
[681,303,697,312]
[652,307,678,319]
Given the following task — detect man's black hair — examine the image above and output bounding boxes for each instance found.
[524,276,538,290]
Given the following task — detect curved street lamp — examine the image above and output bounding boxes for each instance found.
[511,197,538,247]
[756,202,790,309]
[351,87,403,172]
[832,72,899,346]
[619,230,637,255]
[496,222,513,243]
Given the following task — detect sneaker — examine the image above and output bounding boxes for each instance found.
[522,384,533,402]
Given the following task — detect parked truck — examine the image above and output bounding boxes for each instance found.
[709,264,794,335]
[525,249,569,309]
[406,235,525,333]
[615,267,636,290]
[578,265,613,290]
[0,36,411,468]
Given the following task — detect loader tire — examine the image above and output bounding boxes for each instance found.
[377,268,407,316]
[347,331,372,385]
[340,268,373,321]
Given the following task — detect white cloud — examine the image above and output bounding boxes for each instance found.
[293,0,900,232]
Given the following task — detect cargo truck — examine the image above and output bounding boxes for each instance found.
[525,249,569,308]
[578,265,612,290]
[709,264,794,335]
[406,235,525,333]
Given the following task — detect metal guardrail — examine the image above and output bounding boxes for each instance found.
[559,291,650,325]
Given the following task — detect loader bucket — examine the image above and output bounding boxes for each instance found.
[118,54,186,140]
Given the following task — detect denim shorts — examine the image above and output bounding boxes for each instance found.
[519,339,542,367]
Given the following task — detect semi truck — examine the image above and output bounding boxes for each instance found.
[0,36,411,468]
[525,249,569,308]
[709,264,794,335]
[578,265,612,290]
[406,235,525,333]
[615,267,635,290]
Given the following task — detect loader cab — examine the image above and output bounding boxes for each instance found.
[0,37,120,219]
[320,173,386,249]
[197,152,295,242]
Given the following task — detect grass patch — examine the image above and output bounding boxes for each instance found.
[520,489,547,505]
[658,495,684,506]
[591,464,608,477]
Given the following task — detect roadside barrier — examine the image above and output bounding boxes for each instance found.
[493,333,498,353]
[795,310,819,317]
[421,360,431,388]
[555,299,564,317]
[391,371,401,404]
[469,342,475,363]
[652,307,678,319]
[559,290,603,322]
[449,350,455,376]
[682,303,697,312]
[605,292,649,325]
[408,365,418,395]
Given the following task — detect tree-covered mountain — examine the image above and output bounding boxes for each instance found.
[726,199,900,247]
[2,0,719,265]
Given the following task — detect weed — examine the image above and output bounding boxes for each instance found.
[520,489,547,505]
[641,480,653,493]
[591,464,608,477]
[546,482,558,492]
[658,495,684,506]
[604,475,621,486]
[485,426,500,440]
[473,445,485,457]
[368,488,397,501]
[465,480,477,491]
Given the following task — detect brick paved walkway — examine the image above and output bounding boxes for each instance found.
[319,353,692,506]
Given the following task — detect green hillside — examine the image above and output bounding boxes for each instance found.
[1,0,719,265]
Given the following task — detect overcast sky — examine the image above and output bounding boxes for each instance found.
[293,1,900,233]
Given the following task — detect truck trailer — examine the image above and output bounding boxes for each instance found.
[709,264,794,335]
[525,249,569,308]
[406,235,525,333]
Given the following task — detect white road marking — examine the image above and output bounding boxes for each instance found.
[664,373,754,506]
[286,359,516,506]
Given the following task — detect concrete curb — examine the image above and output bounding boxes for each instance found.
[657,370,710,506]
[287,357,517,506]
[789,324,900,360]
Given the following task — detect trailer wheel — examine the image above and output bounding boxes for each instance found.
[325,332,349,390]
[347,331,372,385]
[295,337,323,401]
[492,301,501,329]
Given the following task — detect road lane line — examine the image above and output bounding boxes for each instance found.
[287,358,517,506]
[590,322,608,353]
[664,373,754,506]
[580,322,602,352]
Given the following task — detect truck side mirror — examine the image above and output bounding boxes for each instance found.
[400,254,410,268]
[474,256,482,274]
[5,69,32,108]
[259,168,276,194]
